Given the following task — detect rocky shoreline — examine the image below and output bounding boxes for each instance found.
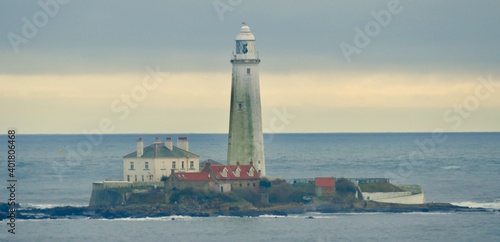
[1,201,494,220]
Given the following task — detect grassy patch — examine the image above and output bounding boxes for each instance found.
[291,182,315,191]
[359,183,404,192]
[169,187,237,204]
[261,179,315,204]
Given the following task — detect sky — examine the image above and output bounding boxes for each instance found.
[1,0,500,134]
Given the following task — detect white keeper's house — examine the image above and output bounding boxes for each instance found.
[123,137,200,183]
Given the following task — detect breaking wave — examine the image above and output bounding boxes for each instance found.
[441,165,461,170]
[98,215,201,222]
[20,203,88,209]
[451,200,500,210]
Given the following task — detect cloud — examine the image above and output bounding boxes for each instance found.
[261,72,500,108]
[1,1,499,74]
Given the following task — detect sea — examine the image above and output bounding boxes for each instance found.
[0,133,499,241]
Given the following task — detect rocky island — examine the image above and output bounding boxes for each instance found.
[2,178,492,221]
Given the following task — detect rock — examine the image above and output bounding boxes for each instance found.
[1,200,495,221]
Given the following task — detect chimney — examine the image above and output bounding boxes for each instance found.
[154,137,161,158]
[165,137,173,150]
[177,137,189,151]
[137,137,144,157]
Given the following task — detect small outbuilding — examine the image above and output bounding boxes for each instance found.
[315,177,336,197]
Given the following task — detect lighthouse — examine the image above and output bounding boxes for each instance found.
[227,23,266,177]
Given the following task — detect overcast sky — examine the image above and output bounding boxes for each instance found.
[1,0,500,134]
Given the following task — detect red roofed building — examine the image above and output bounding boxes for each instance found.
[315,177,336,197]
[169,170,214,191]
[202,161,260,193]
[167,161,260,193]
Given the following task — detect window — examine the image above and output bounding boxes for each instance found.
[238,103,243,111]
[141,175,144,182]
[130,162,134,170]
[236,41,248,54]
[172,161,176,169]
[220,168,228,177]
[182,161,185,169]
[253,183,256,187]
[145,161,149,170]
[247,68,251,75]
[149,175,153,181]
[248,168,254,177]
[239,183,242,187]
[134,175,137,182]
[190,161,194,169]
[247,182,250,187]
[127,175,130,182]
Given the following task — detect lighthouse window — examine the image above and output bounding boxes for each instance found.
[238,103,243,110]
[247,68,251,75]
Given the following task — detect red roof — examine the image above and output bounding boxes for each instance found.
[173,171,212,181]
[206,164,260,180]
[315,177,335,187]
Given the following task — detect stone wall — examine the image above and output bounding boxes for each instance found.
[361,184,425,204]
[89,181,165,207]
[363,191,412,200]
[367,193,426,204]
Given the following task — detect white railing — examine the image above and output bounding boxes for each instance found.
[231,51,260,60]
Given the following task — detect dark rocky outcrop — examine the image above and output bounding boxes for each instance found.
[1,200,493,221]
[2,181,495,220]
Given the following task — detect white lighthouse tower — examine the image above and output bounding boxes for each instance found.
[227,23,266,177]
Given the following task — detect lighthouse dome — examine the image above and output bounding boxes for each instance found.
[241,25,250,33]
[236,23,255,41]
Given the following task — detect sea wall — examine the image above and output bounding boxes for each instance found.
[377,193,425,204]
[363,192,412,200]
[361,184,425,204]
[89,181,166,207]
[89,187,125,207]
